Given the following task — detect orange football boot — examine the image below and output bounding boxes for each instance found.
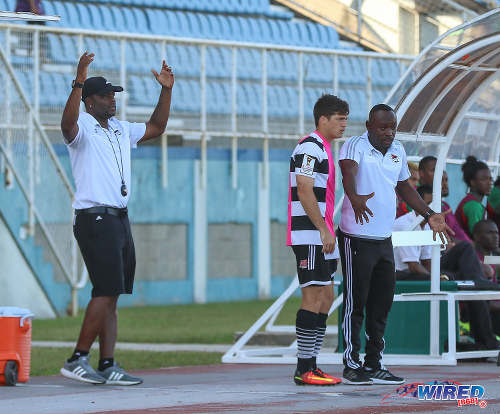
[294,369,338,385]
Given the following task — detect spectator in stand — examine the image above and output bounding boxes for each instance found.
[394,185,500,350]
[456,156,494,239]
[396,162,419,217]
[487,176,500,243]
[418,155,471,243]
[472,220,500,337]
[15,1,45,24]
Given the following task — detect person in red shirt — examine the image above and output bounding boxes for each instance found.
[396,161,418,217]
[456,156,494,239]
[417,155,471,243]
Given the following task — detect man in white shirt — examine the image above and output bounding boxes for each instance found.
[394,185,433,280]
[338,104,452,385]
[59,52,174,385]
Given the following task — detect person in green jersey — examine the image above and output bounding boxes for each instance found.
[455,156,494,239]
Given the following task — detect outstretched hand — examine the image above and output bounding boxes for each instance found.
[152,60,175,89]
[428,209,455,244]
[76,51,94,82]
[350,192,375,225]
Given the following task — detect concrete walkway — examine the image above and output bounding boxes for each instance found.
[32,341,232,353]
[1,362,499,413]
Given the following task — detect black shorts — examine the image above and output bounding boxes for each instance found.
[74,212,136,298]
[291,245,337,288]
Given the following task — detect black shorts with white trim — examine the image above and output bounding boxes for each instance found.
[292,245,337,288]
[74,211,136,298]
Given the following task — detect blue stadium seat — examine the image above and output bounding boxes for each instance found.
[128,75,149,106]
[294,22,309,46]
[51,1,73,28]
[46,33,74,64]
[131,8,149,33]
[237,83,261,116]
[87,4,104,29]
[237,48,261,80]
[145,9,162,35]
[350,57,367,85]
[207,82,228,114]
[15,71,33,104]
[373,59,400,87]
[40,72,56,106]
[74,3,93,30]
[180,80,200,113]
[42,1,60,27]
[341,88,366,121]
[280,52,298,81]
[304,54,333,83]
[60,35,77,61]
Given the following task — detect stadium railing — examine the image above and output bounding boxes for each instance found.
[0,22,412,310]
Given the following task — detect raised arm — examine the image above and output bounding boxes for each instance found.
[61,52,94,143]
[139,60,175,143]
[296,175,335,254]
[339,159,374,225]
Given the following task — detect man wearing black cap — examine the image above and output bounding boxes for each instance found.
[60,51,174,385]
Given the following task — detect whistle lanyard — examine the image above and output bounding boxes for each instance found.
[101,126,127,197]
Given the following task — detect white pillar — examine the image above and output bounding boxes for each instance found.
[428,143,447,355]
[257,157,271,299]
[193,160,207,303]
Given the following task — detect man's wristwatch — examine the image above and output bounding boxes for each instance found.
[72,80,84,88]
[422,209,436,223]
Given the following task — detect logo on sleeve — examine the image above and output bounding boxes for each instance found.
[300,155,315,176]
[391,154,400,163]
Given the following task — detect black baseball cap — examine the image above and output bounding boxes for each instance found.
[82,76,123,101]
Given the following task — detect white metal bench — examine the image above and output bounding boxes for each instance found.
[222,230,500,365]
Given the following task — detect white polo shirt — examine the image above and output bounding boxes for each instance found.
[65,112,146,209]
[339,132,410,239]
[393,211,432,271]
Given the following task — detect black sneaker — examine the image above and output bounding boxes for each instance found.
[364,366,404,384]
[342,367,373,385]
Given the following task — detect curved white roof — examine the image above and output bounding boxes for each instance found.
[387,9,500,164]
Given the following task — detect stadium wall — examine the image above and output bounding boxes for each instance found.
[2,144,467,313]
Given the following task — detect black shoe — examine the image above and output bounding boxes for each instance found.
[364,366,405,385]
[342,367,373,385]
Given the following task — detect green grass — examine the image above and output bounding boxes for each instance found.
[33,298,312,344]
[30,348,222,377]
[30,298,339,376]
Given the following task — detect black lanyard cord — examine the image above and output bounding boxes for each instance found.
[101,126,125,185]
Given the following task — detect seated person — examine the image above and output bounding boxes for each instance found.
[487,176,500,244]
[472,220,500,337]
[456,156,494,239]
[418,155,471,242]
[394,185,499,350]
[396,161,419,217]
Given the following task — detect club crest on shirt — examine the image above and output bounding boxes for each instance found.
[299,259,308,269]
[300,154,315,176]
[391,154,400,163]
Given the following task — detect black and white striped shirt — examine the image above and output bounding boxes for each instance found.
[287,131,336,246]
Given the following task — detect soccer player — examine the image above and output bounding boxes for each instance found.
[287,94,347,385]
